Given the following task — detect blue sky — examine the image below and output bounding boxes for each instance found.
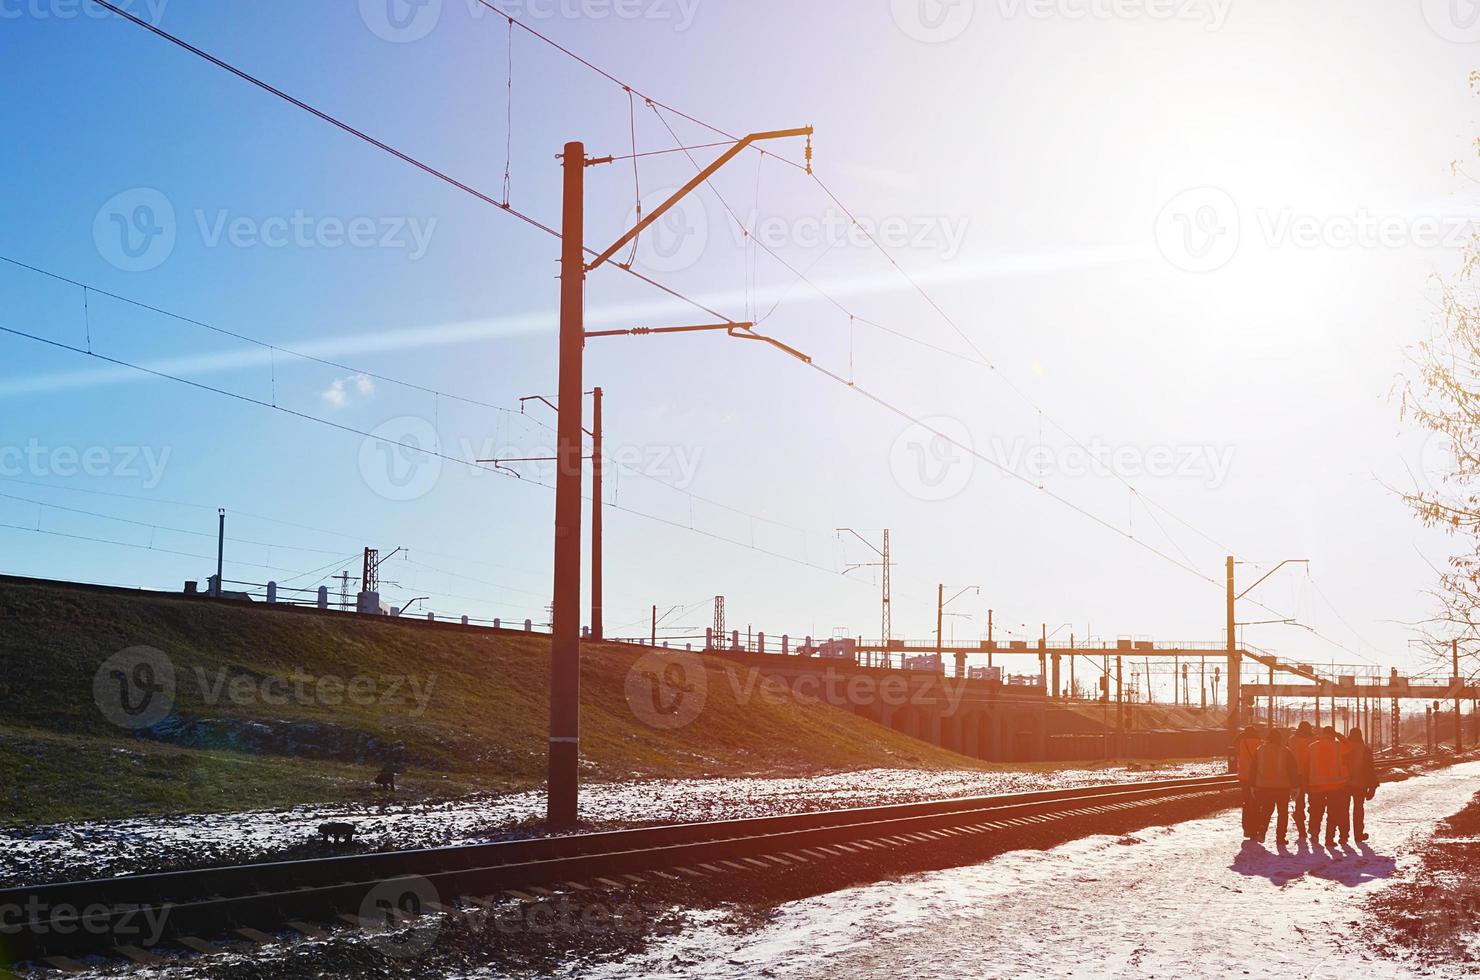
[3,0,1479,692]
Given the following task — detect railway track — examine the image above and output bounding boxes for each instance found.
[0,754,1445,968]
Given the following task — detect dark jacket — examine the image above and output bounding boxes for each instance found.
[1343,739,1377,792]
[1250,743,1302,790]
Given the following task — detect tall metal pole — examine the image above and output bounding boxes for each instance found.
[651,605,657,648]
[1116,655,1124,734]
[987,609,993,671]
[214,515,224,598]
[547,141,586,828]
[590,386,603,642]
[1226,556,1239,733]
[935,584,944,674]
[881,529,891,661]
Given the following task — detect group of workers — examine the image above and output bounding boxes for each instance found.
[1232,721,1379,847]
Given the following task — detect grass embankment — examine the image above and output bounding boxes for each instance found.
[0,578,992,826]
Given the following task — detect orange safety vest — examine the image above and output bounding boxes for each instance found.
[1306,738,1349,792]
[1234,735,1261,781]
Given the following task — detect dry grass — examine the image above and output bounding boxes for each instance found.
[0,579,995,824]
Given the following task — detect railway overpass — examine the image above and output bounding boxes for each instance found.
[804,636,1321,725]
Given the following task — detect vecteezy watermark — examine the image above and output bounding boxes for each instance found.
[1421,0,1480,43]
[359,0,443,42]
[92,646,439,729]
[0,897,170,949]
[1154,186,1240,273]
[986,436,1235,489]
[624,659,977,731]
[359,0,701,43]
[888,419,1236,500]
[889,415,975,502]
[735,208,971,261]
[93,646,176,730]
[359,875,444,958]
[620,195,969,275]
[1155,187,1480,273]
[891,0,1230,43]
[622,186,710,275]
[0,440,171,488]
[624,650,708,729]
[93,188,176,273]
[193,210,437,261]
[891,0,977,42]
[352,874,676,959]
[465,436,704,489]
[93,189,437,272]
[993,0,1230,29]
[360,416,443,502]
[191,667,438,716]
[0,0,169,24]
[1414,881,1480,950]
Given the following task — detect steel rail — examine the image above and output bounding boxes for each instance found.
[0,754,1446,964]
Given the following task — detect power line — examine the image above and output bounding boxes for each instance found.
[0,489,350,557]
[1,253,822,545]
[0,323,875,588]
[79,0,1383,656]
[0,521,354,580]
[78,0,1201,616]
[83,0,733,326]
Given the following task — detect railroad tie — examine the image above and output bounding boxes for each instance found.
[528,886,557,897]
[115,945,165,965]
[672,867,706,877]
[283,920,328,939]
[595,877,627,888]
[39,956,88,973]
[503,889,538,902]
[233,927,279,944]
[175,936,220,954]
[561,880,592,891]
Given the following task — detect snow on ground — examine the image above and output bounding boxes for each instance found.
[555,760,1480,980]
[0,762,1225,887]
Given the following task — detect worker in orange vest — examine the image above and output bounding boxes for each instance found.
[1232,725,1265,840]
[1343,727,1378,842]
[1249,727,1302,845]
[1305,726,1351,847]
[1288,721,1316,841]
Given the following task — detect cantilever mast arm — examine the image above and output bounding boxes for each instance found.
[585,126,813,273]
